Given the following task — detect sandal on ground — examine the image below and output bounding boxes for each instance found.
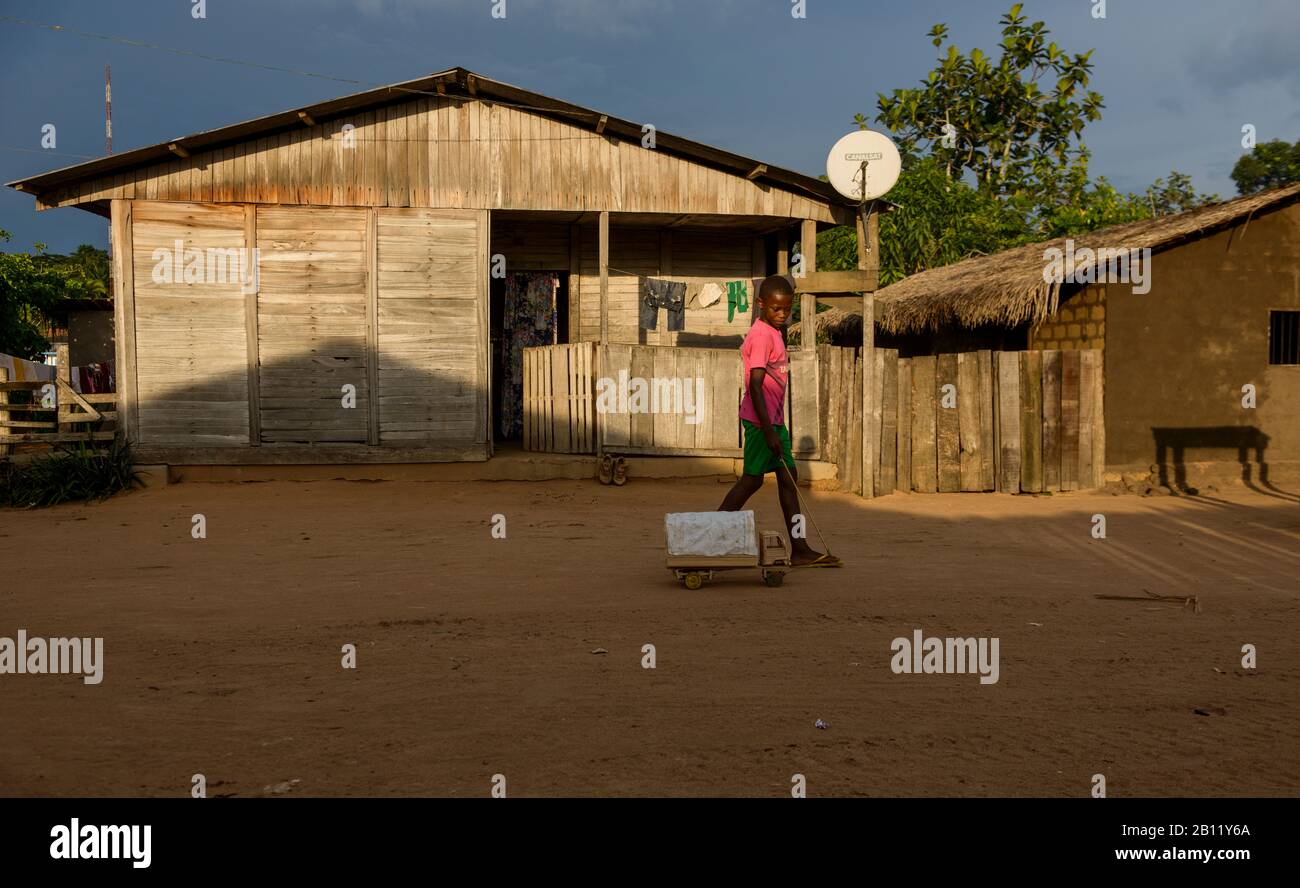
[598,454,614,485]
[797,553,843,568]
[612,456,628,486]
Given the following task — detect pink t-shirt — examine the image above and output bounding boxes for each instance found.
[738,319,788,427]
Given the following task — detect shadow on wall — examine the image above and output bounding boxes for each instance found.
[131,336,484,448]
[673,332,745,350]
[1152,426,1298,503]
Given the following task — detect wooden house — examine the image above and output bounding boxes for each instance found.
[8,68,875,466]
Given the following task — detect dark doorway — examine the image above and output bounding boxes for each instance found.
[489,271,570,443]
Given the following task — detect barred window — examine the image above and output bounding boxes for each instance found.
[1270,310,1300,365]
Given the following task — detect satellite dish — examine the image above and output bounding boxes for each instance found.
[826,130,901,201]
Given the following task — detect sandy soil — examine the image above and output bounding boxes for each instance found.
[2,476,1297,797]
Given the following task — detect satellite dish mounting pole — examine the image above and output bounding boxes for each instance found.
[826,128,898,499]
[856,159,876,498]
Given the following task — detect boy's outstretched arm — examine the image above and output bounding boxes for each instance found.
[747,367,782,459]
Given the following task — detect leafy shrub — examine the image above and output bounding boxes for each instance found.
[1,438,140,508]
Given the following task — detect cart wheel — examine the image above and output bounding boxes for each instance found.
[763,570,784,588]
[683,572,704,590]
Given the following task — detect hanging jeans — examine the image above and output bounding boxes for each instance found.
[642,278,687,331]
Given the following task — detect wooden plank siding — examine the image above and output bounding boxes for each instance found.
[124,199,487,454]
[48,98,841,223]
[572,226,757,347]
[130,201,250,445]
[255,206,371,444]
[375,208,486,444]
[852,348,1102,495]
[935,353,961,492]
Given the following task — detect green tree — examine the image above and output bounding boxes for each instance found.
[1145,171,1218,215]
[0,230,99,360]
[870,3,1103,213]
[843,5,1223,279]
[34,243,111,297]
[1038,170,1216,238]
[818,157,1028,284]
[1230,138,1300,194]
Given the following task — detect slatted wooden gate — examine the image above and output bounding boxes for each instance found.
[522,342,596,453]
[521,343,819,459]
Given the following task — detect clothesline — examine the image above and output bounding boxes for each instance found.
[606,266,756,280]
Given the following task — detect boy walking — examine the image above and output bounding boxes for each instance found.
[717,275,840,567]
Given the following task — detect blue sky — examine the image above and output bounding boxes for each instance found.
[2,0,1297,252]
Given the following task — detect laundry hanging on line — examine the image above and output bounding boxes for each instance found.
[633,273,799,328]
[725,280,749,323]
[695,281,725,308]
[640,277,687,332]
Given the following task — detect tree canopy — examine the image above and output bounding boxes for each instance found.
[0,231,109,360]
[1231,139,1300,195]
[817,4,1224,281]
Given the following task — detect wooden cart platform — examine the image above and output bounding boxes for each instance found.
[667,531,792,588]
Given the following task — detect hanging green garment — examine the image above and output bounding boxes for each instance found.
[726,280,749,323]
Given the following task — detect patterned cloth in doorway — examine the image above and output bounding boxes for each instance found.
[501,272,558,439]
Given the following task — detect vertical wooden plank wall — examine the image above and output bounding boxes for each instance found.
[853,348,1103,495]
[955,352,980,491]
[848,350,864,495]
[0,368,9,458]
[1060,349,1081,491]
[1042,350,1062,490]
[256,206,369,444]
[995,352,1022,493]
[787,350,820,458]
[243,205,262,445]
[564,344,744,457]
[131,201,250,445]
[373,208,485,444]
[1090,352,1105,488]
[1019,350,1043,492]
[977,350,996,490]
[936,353,960,492]
[910,356,938,493]
[598,344,630,448]
[814,345,865,492]
[598,210,609,344]
[878,349,898,493]
[895,357,912,492]
[110,199,139,443]
[365,208,380,445]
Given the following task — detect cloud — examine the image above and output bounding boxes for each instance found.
[333,0,671,38]
[1192,1,1300,97]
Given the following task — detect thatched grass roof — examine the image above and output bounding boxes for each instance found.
[876,182,1300,334]
[787,307,864,345]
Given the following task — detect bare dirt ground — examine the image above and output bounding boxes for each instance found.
[2,477,1297,797]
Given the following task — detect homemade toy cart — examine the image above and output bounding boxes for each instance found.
[664,512,791,589]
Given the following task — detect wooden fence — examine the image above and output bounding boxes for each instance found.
[0,345,117,462]
[522,343,819,459]
[818,345,863,493]
[819,347,1104,494]
[521,342,596,454]
[595,343,741,457]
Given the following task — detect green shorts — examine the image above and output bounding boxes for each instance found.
[741,420,795,476]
